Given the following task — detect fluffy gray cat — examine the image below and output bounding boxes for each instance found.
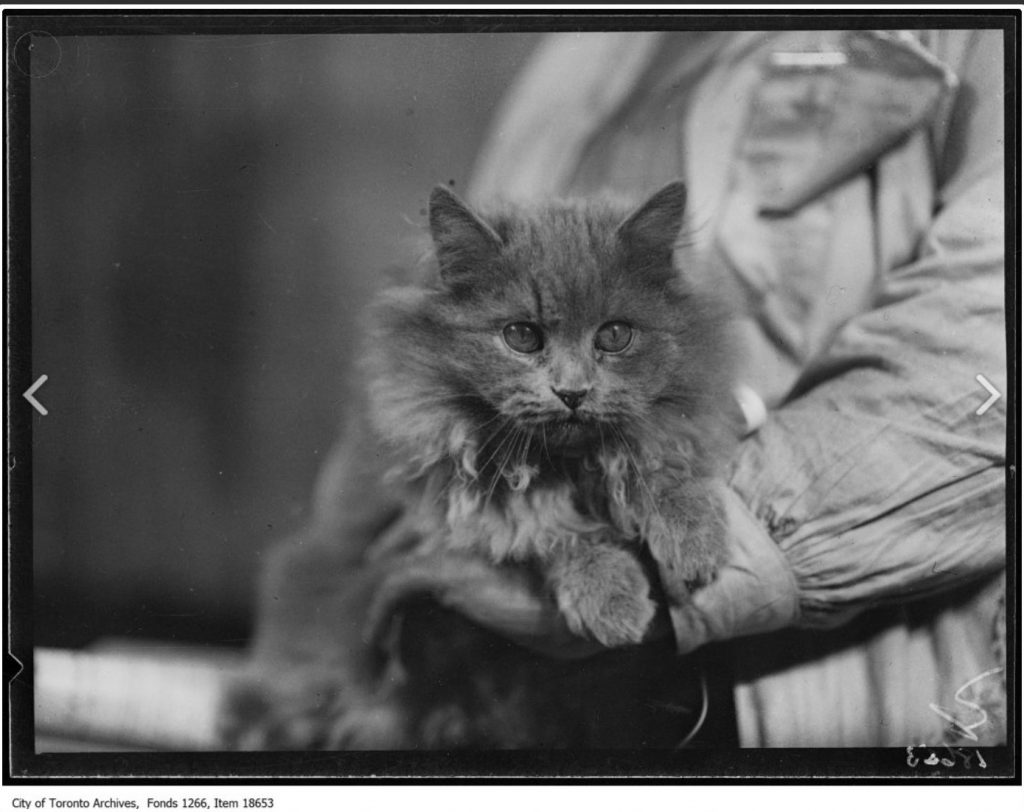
[219,182,736,749]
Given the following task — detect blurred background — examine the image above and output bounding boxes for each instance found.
[31,32,544,650]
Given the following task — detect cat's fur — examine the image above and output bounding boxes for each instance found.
[365,182,734,645]
[219,182,736,749]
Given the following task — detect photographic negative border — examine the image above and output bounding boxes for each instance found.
[4,6,1019,784]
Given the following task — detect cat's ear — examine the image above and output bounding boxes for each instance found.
[428,185,503,288]
[616,181,688,267]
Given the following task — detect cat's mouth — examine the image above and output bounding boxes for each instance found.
[526,413,604,448]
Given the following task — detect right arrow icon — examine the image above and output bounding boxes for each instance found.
[975,374,1001,416]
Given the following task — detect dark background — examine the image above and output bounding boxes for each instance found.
[29,32,544,649]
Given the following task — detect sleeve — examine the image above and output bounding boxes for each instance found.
[726,29,1007,630]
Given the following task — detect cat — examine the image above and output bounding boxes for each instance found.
[218,181,737,750]
[364,181,734,646]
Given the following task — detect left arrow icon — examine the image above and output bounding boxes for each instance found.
[24,374,49,416]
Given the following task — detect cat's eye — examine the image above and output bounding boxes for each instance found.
[502,322,543,354]
[595,321,634,353]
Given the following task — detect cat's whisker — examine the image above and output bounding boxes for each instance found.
[476,418,513,458]
[488,424,520,484]
[516,425,533,470]
[472,409,507,431]
[632,411,673,434]
[481,445,510,510]
[511,426,530,476]
[619,435,659,511]
[475,419,517,479]
[539,423,553,467]
[611,424,668,532]
[484,426,523,509]
[596,420,609,463]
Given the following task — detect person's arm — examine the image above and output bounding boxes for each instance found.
[666,29,1006,650]
[363,32,1006,660]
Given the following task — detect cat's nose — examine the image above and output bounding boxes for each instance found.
[552,388,589,411]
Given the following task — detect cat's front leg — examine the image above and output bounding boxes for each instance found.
[643,474,727,605]
[546,539,657,648]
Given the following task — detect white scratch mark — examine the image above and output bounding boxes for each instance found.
[257,214,277,235]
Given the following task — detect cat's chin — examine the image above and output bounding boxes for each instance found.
[533,416,603,453]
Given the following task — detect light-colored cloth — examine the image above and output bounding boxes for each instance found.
[35,643,244,750]
[469,29,1007,746]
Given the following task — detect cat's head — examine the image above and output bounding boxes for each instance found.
[368,182,733,475]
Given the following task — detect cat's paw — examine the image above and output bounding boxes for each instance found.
[218,673,336,750]
[644,481,727,604]
[325,701,408,750]
[647,514,720,605]
[218,670,407,751]
[550,544,657,648]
